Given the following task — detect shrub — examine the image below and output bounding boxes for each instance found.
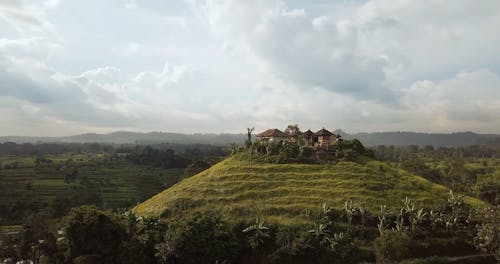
[299,146,315,162]
[414,236,478,258]
[268,231,331,263]
[474,207,500,261]
[155,212,241,264]
[59,206,127,263]
[373,232,413,263]
[476,181,500,205]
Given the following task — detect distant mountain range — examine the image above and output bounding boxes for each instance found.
[0,131,246,145]
[1,130,500,147]
[340,131,500,147]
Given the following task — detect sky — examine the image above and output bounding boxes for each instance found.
[1,0,500,136]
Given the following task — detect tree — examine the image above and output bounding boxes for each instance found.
[476,181,500,205]
[121,213,164,264]
[285,124,301,136]
[59,205,127,263]
[246,127,255,148]
[155,212,241,264]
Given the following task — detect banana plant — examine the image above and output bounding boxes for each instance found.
[428,209,441,230]
[409,208,427,232]
[377,205,392,235]
[358,206,367,225]
[402,196,416,216]
[243,214,270,250]
[321,203,334,224]
[308,222,330,244]
[343,200,358,224]
[393,214,405,233]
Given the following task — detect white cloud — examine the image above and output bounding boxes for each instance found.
[0,0,55,34]
[1,0,500,135]
[43,0,61,9]
[399,69,500,131]
[125,0,139,10]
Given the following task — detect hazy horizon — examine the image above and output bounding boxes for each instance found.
[1,128,497,139]
[1,0,500,136]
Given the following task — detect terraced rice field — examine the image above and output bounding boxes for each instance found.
[135,154,485,225]
[0,154,184,209]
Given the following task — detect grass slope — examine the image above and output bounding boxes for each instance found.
[135,154,484,224]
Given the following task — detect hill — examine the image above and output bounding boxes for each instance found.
[0,131,246,145]
[134,154,484,224]
[2,130,500,147]
[344,131,500,147]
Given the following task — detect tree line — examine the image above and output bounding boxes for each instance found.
[373,145,500,206]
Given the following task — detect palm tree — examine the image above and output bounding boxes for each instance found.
[246,127,255,149]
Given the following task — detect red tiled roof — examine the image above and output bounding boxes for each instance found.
[256,128,289,138]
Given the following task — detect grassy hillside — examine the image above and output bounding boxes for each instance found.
[135,154,484,224]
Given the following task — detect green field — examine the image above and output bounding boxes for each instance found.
[0,154,184,211]
[134,154,486,224]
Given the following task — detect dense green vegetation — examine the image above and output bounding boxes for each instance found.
[1,138,499,263]
[0,153,185,223]
[2,195,496,263]
[374,145,500,206]
[0,143,228,225]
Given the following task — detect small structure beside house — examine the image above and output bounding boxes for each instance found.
[303,129,315,145]
[256,128,290,142]
[314,128,333,148]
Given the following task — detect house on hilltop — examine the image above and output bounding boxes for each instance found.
[256,128,290,142]
[314,128,333,148]
[303,129,316,145]
[256,126,340,149]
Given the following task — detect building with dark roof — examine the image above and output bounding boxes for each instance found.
[314,128,333,148]
[256,128,290,142]
[303,129,315,145]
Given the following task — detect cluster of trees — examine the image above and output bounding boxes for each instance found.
[236,125,374,164]
[0,142,117,155]
[0,142,230,157]
[0,143,230,226]
[2,192,498,263]
[374,145,500,206]
[243,138,373,164]
[126,147,191,168]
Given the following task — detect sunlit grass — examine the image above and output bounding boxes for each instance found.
[134,154,486,224]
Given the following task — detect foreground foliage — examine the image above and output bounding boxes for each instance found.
[2,191,498,263]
